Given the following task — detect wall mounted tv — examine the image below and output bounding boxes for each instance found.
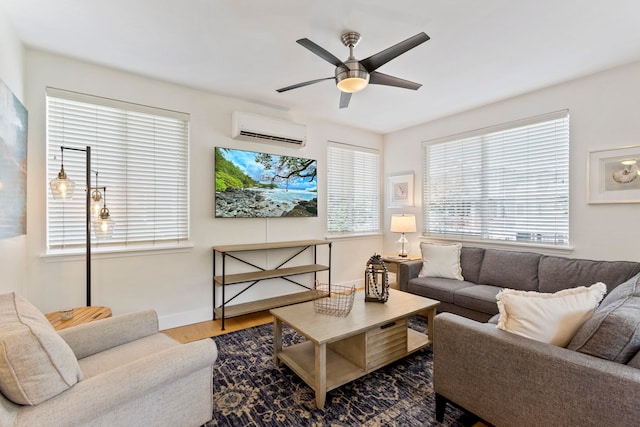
[215,147,317,218]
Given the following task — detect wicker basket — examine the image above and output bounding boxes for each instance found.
[313,282,356,317]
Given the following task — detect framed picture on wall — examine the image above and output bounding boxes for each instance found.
[588,145,640,204]
[388,173,414,208]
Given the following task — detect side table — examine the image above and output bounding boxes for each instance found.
[46,306,112,331]
[382,255,421,289]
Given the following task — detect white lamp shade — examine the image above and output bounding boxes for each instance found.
[390,214,416,233]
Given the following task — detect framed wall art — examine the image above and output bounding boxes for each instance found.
[388,173,414,208]
[588,145,640,204]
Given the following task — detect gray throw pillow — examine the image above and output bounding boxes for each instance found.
[567,273,640,363]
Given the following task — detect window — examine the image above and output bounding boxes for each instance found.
[46,88,190,251]
[327,142,380,234]
[422,110,569,246]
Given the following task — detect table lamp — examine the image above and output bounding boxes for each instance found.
[390,214,416,257]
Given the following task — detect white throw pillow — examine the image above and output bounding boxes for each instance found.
[496,283,607,347]
[418,242,463,281]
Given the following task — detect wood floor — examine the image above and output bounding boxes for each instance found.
[161,311,273,343]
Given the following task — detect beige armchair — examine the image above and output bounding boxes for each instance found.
[0,293,218,427]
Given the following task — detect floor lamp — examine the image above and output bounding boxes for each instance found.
[50,146,115,306]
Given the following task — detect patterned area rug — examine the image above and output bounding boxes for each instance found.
[207,316,475,426]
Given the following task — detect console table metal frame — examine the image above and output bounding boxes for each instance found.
[212,239,332,330]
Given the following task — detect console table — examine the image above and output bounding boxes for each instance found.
[212,240,332,330]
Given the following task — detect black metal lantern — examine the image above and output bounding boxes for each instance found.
[365,254,389,303]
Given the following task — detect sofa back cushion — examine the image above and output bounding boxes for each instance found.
[0,293,83,405]
[477,249,541,291]
[538,256,640,294]
[567,273,640,364]
[459,247,485,284]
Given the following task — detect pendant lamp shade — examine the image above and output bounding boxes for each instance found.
[49,167,76,199]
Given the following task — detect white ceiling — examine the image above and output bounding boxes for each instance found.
[3,0,640,134]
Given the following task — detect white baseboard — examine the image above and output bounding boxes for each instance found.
[158,307,211,330]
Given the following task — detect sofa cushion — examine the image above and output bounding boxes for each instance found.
[496,283,607,347]
[538,256,640,294]
[418,242,463,280]
[407,277,475,304]
[459,247,485,284]
[0,293,83,405]
[567,273,640,363]
[487,313,501,324]
[453,285,502,315]
[628,351,640,369]
[477,249,541,291]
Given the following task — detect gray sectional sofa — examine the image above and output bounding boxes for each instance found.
[398,246,640,321]
[398,246,640,426]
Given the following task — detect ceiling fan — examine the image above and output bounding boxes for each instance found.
[276,31,430,109]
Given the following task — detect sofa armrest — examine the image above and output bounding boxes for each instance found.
[398,260,422,292]
[14,338,218,427]
[58,310,159,359]
[433,313,640,427]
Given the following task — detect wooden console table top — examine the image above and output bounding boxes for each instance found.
[46,306,112,331]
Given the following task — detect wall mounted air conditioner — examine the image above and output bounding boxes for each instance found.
[231,112,307,147]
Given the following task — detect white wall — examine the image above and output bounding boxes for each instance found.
[24,49,383,328]
[0,6,27,295]
[384,60,640,262]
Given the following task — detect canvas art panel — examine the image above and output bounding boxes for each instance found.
[215,147,317,218]
[0,80,28,239]
[588,145,640,203]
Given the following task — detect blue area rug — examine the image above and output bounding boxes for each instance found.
[207,316,474,426]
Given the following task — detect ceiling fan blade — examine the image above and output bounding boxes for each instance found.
[339,91,352,109]
[359,32,430,72]
[276,77,334,93]
[369,71,422,90]
[297,38,348,69]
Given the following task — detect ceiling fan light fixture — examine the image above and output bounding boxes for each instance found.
[337,76,369,93]
[335,60,370,93]
[278,31,429,108]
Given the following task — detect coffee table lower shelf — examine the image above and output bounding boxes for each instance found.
[271,289,439,409]
[276,329,429,404]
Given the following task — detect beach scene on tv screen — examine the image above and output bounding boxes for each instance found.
[215,147,317,218]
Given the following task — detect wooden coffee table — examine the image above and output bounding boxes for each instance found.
[270,289,439,409]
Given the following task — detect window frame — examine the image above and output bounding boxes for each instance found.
[45,87,191,255]
[421,110,570,249]
[326,141,381,237]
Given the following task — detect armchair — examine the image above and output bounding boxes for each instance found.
[0,293,218,427]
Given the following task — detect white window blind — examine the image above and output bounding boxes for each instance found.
[327,142,380,234]
[423,110,569,246]
[46,88,190,251]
